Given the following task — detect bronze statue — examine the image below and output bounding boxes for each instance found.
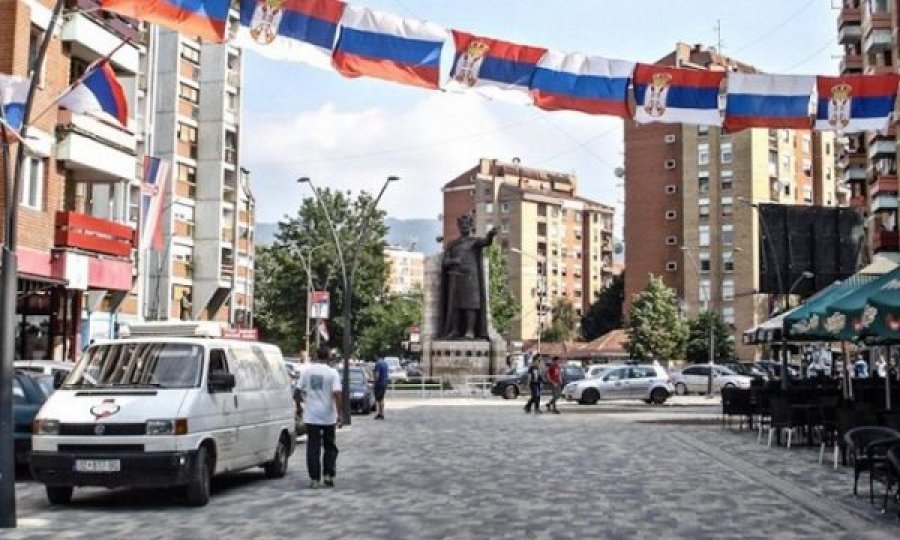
[441,215,497,339]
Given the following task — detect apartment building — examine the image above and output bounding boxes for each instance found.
[443,158,616,341]
[384,246,425,295]
[836,0,899,258]
[624,43,841,360]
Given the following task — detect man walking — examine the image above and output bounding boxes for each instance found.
[373,357,389,420]
[523,356,543,414]
[545,356,562,414]
[298,346,343,488]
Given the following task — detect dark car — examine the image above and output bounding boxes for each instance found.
[723,361,768,381]
[405,363,424,382]
[348,367,375,414]
[491,365,585,400]
[755,361,799,380]
[14,371,49,464]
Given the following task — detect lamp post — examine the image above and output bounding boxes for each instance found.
[682,247,716,397]
[298,176,398,426]
[293,244,328,357]
[511,248,547,354]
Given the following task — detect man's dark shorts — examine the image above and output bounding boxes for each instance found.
[374,385,387,401]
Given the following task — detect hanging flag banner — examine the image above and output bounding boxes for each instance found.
[140,156,171,251]
[332,5,448,89]
[724,73,815,131]
[814,74,900,134]
[0,73,29,136]
[633,64,725,126]
[530,51,633,118]
[101,0,231,42]
[447,31,547,104]
[235,0,346,71]
[58,60,129,127]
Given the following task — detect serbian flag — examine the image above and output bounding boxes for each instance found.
[0,73,29,137]
[530,51,633,117]
[58,60,129,127]
[141,157,171,251]
[633,64,725,126]
[447,31,546,104]
[235,0,345,71]
[332,5,448,90]
[724,73,815,131]
[815,74,900,133]
[101,0,231,42]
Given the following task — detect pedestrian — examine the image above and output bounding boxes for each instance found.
[545,356,563,414]
[298,346,343,489]
[373,356,389,420]
[875,355,888,379]
[853,354,869,379]
[523,356,543,414]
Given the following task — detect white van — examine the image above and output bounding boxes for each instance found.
[30,328,295,507]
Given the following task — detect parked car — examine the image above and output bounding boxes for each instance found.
[585,364,610,379]
[670,365,753,395]
[405,363,424,381]
[723,361,768,381]
[755,360,800,380]
[14,360,73,388]
[491,365,584,400]
[388,365,408,384]
[14,371,50,464]
[348,367,375,414]
[563,365,673,405]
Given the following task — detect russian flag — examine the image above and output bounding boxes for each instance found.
[447,31,547,105]
[235,0,345,71]
[58,60,129,127]
[633,64,725,126]
[724,73,815,132]
[530,51,634,118]
[815,74,900,134]
[141,156,171,252]
[332,5,448,90]
[0,73,29,136]
[101,0,231,42]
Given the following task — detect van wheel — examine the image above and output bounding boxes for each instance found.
[264,435,290,479]
[46,485,73,505]
[185,446,211,506]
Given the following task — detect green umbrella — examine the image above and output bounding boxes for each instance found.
[784,279,864,341]
[866,273,900,342]
[817,267,900,342]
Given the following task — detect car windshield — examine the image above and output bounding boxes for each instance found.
[65,342,204,389]
[350,370,367,384]
[590,368,611,379]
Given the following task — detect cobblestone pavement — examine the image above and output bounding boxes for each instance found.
[8,398,900,539]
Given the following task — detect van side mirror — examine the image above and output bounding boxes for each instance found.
[208,372,236,393]
[52,371,67,389]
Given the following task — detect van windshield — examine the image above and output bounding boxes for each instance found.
[65,343,203,389]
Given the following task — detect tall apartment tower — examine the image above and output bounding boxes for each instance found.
[624,44,841,359]
[384,246,425,295]
[443,158,616,342]
[147,10,255,324]
[836,0,899,258]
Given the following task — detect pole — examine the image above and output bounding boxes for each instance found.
[707,301,714,396]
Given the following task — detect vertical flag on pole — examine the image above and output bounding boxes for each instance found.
[0,74,29,137]
[58,60,130,127]
[141,157,171,251]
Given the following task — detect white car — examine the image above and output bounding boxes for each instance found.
[670,365,753,395]
[14,360,74,378]
[563,365,674,405]
[585,364,610,379]
[388,365,408,383]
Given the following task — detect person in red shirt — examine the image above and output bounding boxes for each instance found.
[545,357,563,414]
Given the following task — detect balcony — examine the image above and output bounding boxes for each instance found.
[871,193,898,213]
[864,64,897,75]
[175,181,196,199]
[843,165,867,183]
[864,27,892,52]
[870,173,898,195]
[224,148,238,166]
[221,228,235,243]
[850,195,867,209]
[56,111,136,180]
[840,54,863,73]
[179,60,200,81]
[62,1,140,72]
[874,230,899,253]
[55,211,135,258]
[838,7,862,43]
[868,138,896,160]
[178,99,200,120]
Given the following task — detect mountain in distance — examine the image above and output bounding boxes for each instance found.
[255,218,443,256]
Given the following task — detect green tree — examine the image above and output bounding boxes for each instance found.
[625,274,687,361]
[542,298,580,343]
[580,273,625,340]
[685,310,735,364]
[254,189,388,355]
[488,245,519,336]
[356,291,423,360]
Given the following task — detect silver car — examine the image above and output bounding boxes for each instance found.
[563,365,674,405]
[670,365,753,395]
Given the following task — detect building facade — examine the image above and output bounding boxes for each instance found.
[443,158,616,341]
[384,246,424,295]
[624,43,842,360]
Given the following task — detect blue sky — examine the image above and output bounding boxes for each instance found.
[241,0,840,227]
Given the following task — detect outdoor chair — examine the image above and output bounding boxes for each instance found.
[722,388,752,430]
[884,445,900,518]
[815,396,841,469]
[754,388,774,444]
[843,426,900,504]
[767,396,806,449]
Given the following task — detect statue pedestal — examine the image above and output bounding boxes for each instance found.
[426,340,504,383]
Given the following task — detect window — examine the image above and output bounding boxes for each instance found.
[664,159,677,170]
[20,156,44,209]
[723,251,735,273]
[720,142,733,164]
[179,83,199,103]
[722,279,735,301]
[665,235,678,246]
[698,173,709,193]
[500,202,511,213]
[484,203,494,213]
[803,185,813,202]
[666,261,678,272]
[181,44,201,64]
[665,184,677,194]
[28,26,46,86]
[698,144,710,165]
[721,224,734,246]
[665,210,677,220]
[721,169,733,191]
[699,225,710,247]
[699,252,711,273]
[500,221,509,233]
[178,163,197,184]
[699,279,711,302]
[783,183,791,196]
[699,197,709,218]
[698,125,709,136]
[664,134,677,144]
[537,223,547,236]
[178,122,198,142]
[722,306,736,324]
[722,202,733,216]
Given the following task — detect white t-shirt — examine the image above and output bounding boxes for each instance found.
[299,363,342,425]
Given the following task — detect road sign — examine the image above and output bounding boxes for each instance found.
[309,291,330,319]
[409,325,420,343]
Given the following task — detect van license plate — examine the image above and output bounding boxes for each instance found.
[74,459,121,473]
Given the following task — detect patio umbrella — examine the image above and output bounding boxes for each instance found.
[817,266,900,342]
[783,280,858,341]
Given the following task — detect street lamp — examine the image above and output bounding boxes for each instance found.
[682,246,716,397]
[511,247,547,354]
[292,244,329,357]
[297,175,398,426]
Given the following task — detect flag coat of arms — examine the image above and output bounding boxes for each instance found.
[101,0,231,42]
[141,157,171,251]
[724,73,815,131]
[0,73,29,136]
[332,5,448,89]
[815,74,900,133]
[235,0,345,71]
[447,31,547,104]
[59,61,129,127]
[633,64,725,126]
[530,51,634,117]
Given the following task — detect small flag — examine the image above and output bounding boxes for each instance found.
[815,74,900,133]
[101,0,231,43]
[0,73,29,137]
[317,319,329,341]
[141,156,171,251]
[724,73,815,131]
[447,31,547,104]
[633,64,725,126]
[235,0,346,71]
[58,60,129,127]
[530,51,634,118]
[332,5,448,90]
